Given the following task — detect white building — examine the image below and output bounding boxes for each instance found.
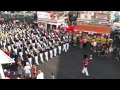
[37,11,67,29]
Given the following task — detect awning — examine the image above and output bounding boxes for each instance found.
[0,49,15,64]
[76,24,110,34]
[0,49,15,79]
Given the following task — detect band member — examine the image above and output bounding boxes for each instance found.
[66,35,69,51]
[18,46,23,61]
[15,37,20,46]
[27,52,33,66]
[53,43,57,57]
[62,36,67,52]
[7,41,11,52]
[33,50,39,65]
[13,45,18,55]
[48,41,53,59]
[58,38,62,54]
[3,40,6,49]
[32,38,36,47]
[39,46,44,63]
[24,45,29,54]
[43,42,49,61]
[0,39,2,46]
[82,54,89,76]
[27,44,33,52]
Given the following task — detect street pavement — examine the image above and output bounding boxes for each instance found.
[4,34,120,79]
[36,44,120,79]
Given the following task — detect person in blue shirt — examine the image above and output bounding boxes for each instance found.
[17,64,24,76]
[50,73,55,79]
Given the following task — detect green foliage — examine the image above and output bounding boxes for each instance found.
[0,13,34,22]
[114,12,120,22]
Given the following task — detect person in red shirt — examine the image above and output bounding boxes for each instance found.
[79,39,84,49]
[82,54,89,76]
[4,49,10,56]
[32,65,37,79]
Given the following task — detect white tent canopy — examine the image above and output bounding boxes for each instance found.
[0,49,15,64]
[0,49,15,79]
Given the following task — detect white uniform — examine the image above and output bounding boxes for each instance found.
[82,67,89,76]
[27,54,32,66]
[43,43,49,61]
[34,52,39,65]
[66,36,69,51]
[3,42,6,49]
[19,50,23,61]
[58,45,61,54]
[14,48,17,55]
[62,36,67,52]
[49,49,53,59]
[49,42,53,59]
[8,45,11,52]
[44,51,49,61]
[40,52,44,63]
[53,47,57,57]
[0,41,2,46]
[62,43,67,52]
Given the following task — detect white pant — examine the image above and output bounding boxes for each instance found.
[29,40,32,44]
[53,48,57,57]
[16,42,19,47]
[8,46,11,52]
[63,44,67,52]
[66,43,69,51]
[32,43,35,47]
[19,52,23,61]
[3,43,6,49]
[34,56,39,65]
[58,46,61,54]
[49,50,53,59]
[40,53,44,63]
[44,51,49,61]
[28,57,32,66]
[0,41,2,45]
[82,67,89,76]
[14,49,17,55]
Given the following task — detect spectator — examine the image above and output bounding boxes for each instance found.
[4,48,10,56]
[93,40,97,53]
[23,62,31,79]
[5,69,13,79]
[17,63,24,76]
[50,73,55,79]
[83,38,87,48]
[32,65,37,79]
[36,70,44,79]
[79,38,84,49]
[17,74,23,79]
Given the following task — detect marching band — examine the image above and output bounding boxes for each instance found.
[0,25,72,66]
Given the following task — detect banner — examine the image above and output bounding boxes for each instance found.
[37,11,57,21]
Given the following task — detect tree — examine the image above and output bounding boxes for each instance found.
[114,12,120,22]
[68,11,79,25]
